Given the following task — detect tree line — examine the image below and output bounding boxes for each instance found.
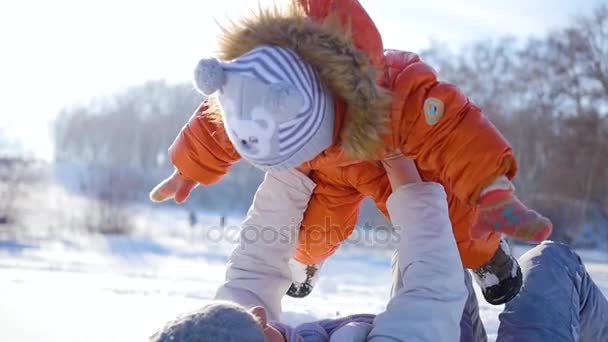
[422,5,608,244]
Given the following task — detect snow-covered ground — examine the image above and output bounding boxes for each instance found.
[1,210,607,341]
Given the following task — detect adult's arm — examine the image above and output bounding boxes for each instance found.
[215,169,315,321]
[369,157,467,341]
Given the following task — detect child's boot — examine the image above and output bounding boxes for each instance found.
[472,239,523,305]
[287,260,323,298]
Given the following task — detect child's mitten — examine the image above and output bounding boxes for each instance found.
[149,170,198,204]
[471,177,552,242]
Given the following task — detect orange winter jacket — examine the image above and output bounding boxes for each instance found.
[169,0,516,269]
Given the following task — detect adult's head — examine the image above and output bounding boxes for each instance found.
[150,301,285,342]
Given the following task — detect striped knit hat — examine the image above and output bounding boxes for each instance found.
[193,45,335,171]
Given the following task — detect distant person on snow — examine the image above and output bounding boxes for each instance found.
[149,0,552,305]
[151,156,608,342]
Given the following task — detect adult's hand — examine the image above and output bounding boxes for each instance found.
[295,165,311,177]
[381,150,421,190]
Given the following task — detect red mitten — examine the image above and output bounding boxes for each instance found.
[149,170,198,204]
[471,183,552,242]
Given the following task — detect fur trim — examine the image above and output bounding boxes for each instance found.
[210,2,392,159]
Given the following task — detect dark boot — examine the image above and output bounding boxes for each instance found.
[286,260,322,298]
[472,239,523,305]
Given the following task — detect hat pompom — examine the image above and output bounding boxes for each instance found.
[265,82,304,120]
[194,58,225,96]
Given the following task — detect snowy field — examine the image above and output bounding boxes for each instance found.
[1,209,607,342]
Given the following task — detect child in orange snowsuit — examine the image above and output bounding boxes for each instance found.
[150,0,552,304]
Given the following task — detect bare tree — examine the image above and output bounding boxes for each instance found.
[53,80,202,171]
[422,5,608,246]
[77,162,143,235]
[0,158,42,234]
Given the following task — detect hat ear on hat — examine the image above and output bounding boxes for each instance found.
[193,58,225,96]
[264,82,304,121]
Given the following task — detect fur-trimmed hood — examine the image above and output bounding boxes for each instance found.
[207,0,392,159]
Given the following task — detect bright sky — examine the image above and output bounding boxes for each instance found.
[0,0,604,160]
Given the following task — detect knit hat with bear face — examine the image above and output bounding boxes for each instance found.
[193,45,335,171]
